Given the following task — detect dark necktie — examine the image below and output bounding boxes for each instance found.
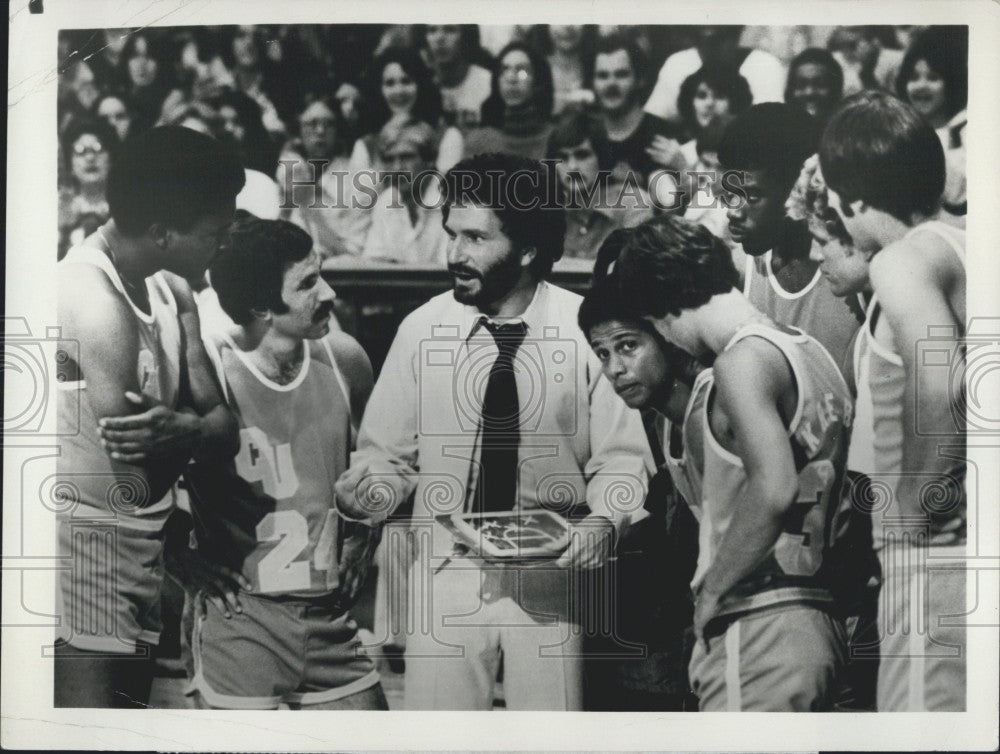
[472,319,528,513]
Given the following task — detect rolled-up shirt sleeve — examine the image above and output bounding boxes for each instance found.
[350,321,420,518]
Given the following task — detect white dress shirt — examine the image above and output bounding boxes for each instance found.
[351,280,653,539]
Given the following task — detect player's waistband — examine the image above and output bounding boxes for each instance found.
[241,588,348,615]
[704,589,837,640]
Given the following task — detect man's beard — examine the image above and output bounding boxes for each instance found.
[449,249,524,309]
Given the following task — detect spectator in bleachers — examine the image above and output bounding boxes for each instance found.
[896,26,967,214]
[58,118,118,257]
[221,25,297,135]
[536,25,597,116]
[214,90,283,220]
[827,26,905,96]
[784,48,844,130]
[118,33,175,133]
[351,47,463,177]
[676,65,752,168]
[87,28,132,94]
[215,89,281,176]
[95,94,134,143]
[421,25,493,131]
[681,116,733,242]
[58,61,101,134]
[362,120,449,265]
[335,79,366,150]
[277,95,369,258]
[463,42,555,161]
[644,26,785,125]
[547,110,652,260]
[590,34,683,208]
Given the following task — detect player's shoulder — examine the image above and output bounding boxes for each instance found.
[58,252,128,318]
[158,270,197,311]
[715,333,792,395]
[872,224,963,283]
[320,329,370,372]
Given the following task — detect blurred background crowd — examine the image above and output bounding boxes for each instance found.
[57,23,968,262]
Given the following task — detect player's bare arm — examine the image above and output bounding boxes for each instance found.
[869,239,965,514]
[324,329,375,435]
[323,329,381,600]
[59,263,187,500]
[695,341,800,642]
[98,273,239,464]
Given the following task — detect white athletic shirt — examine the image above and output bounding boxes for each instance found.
[684,324,853,618]
[851,220,966,547]
[743,246,863,383]
[56,244,182,530]
[186,334,354,597]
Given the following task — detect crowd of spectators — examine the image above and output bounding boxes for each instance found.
[58,24,968,261]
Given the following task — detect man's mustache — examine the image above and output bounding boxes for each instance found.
[448,265,481,279]
[314,301,335,321]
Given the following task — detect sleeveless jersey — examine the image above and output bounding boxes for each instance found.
[744,247,862,382]
[56,244,182,530]
[851,220,966,547]
[660,385,706,516]
[688,324,853,618]
[185,334,353,597]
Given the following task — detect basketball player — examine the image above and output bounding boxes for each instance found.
[179,216,387,710]
[720,103,862,378]
[611,214,853,712]
[819,90,966,711]
[54,126,245,707]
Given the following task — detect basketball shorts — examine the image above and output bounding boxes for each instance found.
[689,604,846,711]
[56,516,165,653]
[875,543,966,711]
[186,591,379,709]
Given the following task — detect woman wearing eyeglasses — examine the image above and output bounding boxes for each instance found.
[59,118,119,259]
[276,95,369,259]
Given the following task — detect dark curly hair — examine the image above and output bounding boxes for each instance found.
[611,214,739,319]
[677,65,753,134]
[364,46,443,132]
[210,215,314,325]
[480,41,555,128]
[442,152,565,279]
[896,26,968,121]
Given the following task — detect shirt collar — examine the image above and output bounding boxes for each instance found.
[462,280,549,342]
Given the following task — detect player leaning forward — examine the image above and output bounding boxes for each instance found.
[335,153,653,711]
[179,216,388,709]
[55,126,244,707]
[610,215,853,711]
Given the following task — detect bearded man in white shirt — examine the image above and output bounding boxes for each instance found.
[335,152,653,710]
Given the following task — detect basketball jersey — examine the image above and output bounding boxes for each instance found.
[660,389,706,516]
[744,248,862,382]
[688,324,853,618]
[185,334,353,597]
[56,244,182,530]
[851,220,966,547]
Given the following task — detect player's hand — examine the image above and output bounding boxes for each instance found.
[693,589,722,651]
[170,548,251,620]
[556,514,616,570]
[338,520,384,605]
[334,461,392,523]
[646,135,686,170]
[98,391,200,462]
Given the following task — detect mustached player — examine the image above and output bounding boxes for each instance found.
[179,216,386,709]
[611,214,853,711]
